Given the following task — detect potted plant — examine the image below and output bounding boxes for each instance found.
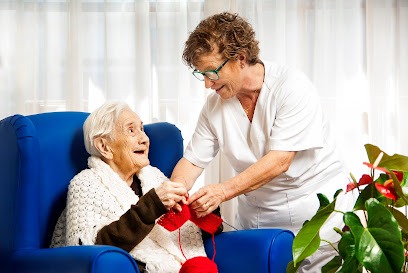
[287,144,408,273]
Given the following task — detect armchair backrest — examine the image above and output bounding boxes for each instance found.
[0,112,183,262]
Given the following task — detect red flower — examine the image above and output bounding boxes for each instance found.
[363,162,404,181]
[346,174,373,192]
[363,162,388,173]
[359,174,373,186]
[393,171,403,182]
[346,182,356,192]
[375,180,398,200]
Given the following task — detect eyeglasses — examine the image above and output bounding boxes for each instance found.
[192,59,229,81]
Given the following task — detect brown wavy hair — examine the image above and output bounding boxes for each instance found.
[182,12,260,68]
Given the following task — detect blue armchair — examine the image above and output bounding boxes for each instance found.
[0,111,294,273]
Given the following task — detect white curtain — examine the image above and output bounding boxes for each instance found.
[1,0,407,228]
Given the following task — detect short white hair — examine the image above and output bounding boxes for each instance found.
[83,101,131,156]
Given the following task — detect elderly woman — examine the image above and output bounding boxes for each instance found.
[171,12,355,272]
[50,102,210,273]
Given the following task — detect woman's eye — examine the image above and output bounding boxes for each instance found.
[128,128,134,134]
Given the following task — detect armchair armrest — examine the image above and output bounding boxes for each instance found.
[204,229,294,273]
[12,245,139,273]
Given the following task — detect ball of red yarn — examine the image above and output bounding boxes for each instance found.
[179,256,218,273]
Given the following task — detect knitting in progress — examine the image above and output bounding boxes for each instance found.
[157,203,223,273]
[51,161,208,273]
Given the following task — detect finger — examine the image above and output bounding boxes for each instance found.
[180,196,188,205]
[195,208,213,218]
[173,203,182,212]
[188,190,206,206]
[202,200,214,212]
[166,188,187,199]
[189,198,205,210]
[191,198,211,212]
[164,193,184,204]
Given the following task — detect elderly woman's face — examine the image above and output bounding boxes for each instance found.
[108,108,150,175]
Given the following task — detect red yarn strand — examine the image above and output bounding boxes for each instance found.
[211,233,216,261]
[178,227,187,261]
[157,202,222,272]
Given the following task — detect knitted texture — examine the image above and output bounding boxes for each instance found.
[157,199,222,273]
[188,207,223,234]
[157,203,191,231]
[158,203,223,234]
[50,156,206,273]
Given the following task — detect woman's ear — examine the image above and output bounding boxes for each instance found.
[94,137,113,160]
[238,53,247,68]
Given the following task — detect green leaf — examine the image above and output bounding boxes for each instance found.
[337,256,363,273]
[293,230,321,266]
[338,231,355,259]
[286,260,301,273]
[354,183,374,211]
[292,197,336,265]
[401,172,408,189]
[355,198,404,273]
[393,198,407,208]
[365,144,408,172]
[317,193,330,210]
[365,198,402,239]
[390,208,408,235]
[389,170,408,205]
[333,189,343,199]
[344,212,365,239]
[322,256,342,273]
[354,183,387,211]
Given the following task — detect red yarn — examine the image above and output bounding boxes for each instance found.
[157,202,223,273]
[179,256,218,273]
[188,207,223,234]
[157,203,191,231]
[157,203,222,234]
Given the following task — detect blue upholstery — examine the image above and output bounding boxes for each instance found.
[0,111,294,273]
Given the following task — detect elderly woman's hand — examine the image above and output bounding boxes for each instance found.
[155,181,188,212]
[188,184,227,217]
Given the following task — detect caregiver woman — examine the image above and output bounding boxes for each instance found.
[171,11,354,272]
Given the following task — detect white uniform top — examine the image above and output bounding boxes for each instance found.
[184,61,352,239]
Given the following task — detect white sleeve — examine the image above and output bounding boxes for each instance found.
[184,101,219,168]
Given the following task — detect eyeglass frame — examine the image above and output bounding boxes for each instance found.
[192,59,229,81]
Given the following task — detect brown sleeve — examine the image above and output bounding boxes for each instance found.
[95,188,167,252]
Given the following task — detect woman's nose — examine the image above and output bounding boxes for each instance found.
[204,77,215,89]
[138,131,149,145]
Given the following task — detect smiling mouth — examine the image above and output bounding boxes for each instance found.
[215,85,224,92]
[134,150,145,155]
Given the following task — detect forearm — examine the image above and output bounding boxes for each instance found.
[95,189,167,252]
[171,157,203,190]
[221,150,296,201]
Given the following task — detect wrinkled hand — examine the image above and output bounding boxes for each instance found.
[155,181,188,212]
[188,184,226,217]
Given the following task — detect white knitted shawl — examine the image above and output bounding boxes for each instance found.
[50,156,206,273]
